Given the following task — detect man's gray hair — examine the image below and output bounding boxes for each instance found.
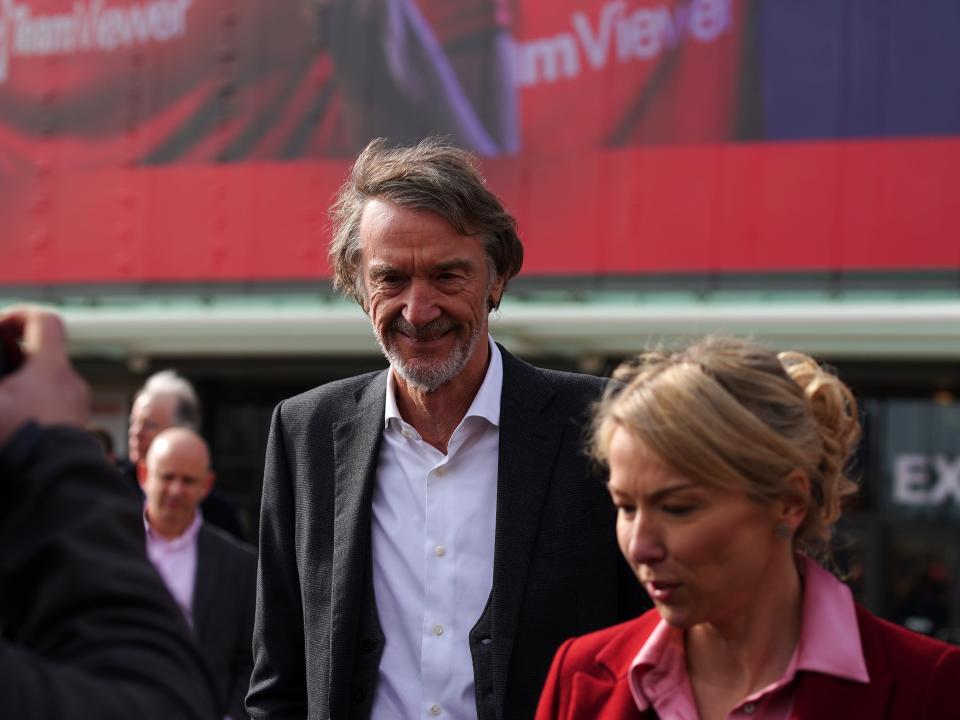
[329,136,524,310]
[136,370,202,431]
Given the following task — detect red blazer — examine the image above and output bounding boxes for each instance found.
[536,606,960,719]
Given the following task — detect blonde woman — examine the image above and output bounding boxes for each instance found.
[536,337,960,720]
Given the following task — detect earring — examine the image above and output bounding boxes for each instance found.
[774,524,792,541]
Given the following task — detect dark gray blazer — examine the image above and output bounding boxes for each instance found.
[193,523,257,720]
[247,347,647,720]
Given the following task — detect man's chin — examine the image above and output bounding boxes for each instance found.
[394,360,459,393]
[378,326,481,392]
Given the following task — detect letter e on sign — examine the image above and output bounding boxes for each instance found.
[893,454,929,506]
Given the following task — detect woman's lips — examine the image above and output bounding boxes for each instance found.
[645,581,682,603]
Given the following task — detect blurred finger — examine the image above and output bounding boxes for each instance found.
[24,312,68,357]
[0,306,67,357]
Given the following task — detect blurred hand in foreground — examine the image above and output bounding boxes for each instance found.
[0,306,90,446]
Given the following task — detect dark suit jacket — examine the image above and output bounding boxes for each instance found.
[248,346,647,719]
[193,523,257,720]
[536,606,960,719]
[0,424,219,720]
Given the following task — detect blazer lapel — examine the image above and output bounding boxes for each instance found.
[489,349,567,710]
[191,525,217,639]
[570,672,644,719]
[328,371,388,715]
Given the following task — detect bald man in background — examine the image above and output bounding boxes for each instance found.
[140,428,257,720]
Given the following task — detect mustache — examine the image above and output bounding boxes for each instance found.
[389,315,458,340]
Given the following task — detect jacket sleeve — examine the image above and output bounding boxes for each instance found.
[0,424,220,720]
[246,403,308,719]
[535,637,577,720]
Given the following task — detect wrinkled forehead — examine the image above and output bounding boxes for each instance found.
[359,199,469,244]
[359,200,490,270]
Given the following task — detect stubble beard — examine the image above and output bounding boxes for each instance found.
[375,315,484,393]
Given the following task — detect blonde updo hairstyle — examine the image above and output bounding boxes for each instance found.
[593,336,861,558]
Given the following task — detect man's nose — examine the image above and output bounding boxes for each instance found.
[402,279,442,328]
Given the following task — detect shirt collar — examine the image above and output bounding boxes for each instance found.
[144,505,203,548]
[628,621,687,711]
[792,554,870,683]
[384,335,503,430]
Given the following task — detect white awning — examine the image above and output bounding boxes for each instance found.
[55,298,960,361]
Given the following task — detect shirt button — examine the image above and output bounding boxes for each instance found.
[743,702,756,714]
[429,704,442,716]
[434,545,446,557]
[434,466,447,477]
[431,624,444,637]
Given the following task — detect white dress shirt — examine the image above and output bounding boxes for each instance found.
[370,337,502,720]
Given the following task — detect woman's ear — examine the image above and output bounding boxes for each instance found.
[778,469,811,532]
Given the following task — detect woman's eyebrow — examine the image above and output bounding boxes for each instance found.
[646,483,699,504]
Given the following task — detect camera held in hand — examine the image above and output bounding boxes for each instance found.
[0,325,24,379]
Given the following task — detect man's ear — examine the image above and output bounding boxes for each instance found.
[199,471,215,501]
[136,460,148,490]
[488,275,506,311]
[777,469,811,532]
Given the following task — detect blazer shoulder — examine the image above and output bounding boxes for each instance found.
[499,345,608,407]
[852,606,960,718]
[281,370,385,411]
[274,370,386,426]
[538,366,609,396]
[857,604,960,672]
[199,523,257,567]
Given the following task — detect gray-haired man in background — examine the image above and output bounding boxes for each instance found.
[122,369,246,540]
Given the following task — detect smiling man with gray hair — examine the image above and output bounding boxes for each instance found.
[248,137,646,720]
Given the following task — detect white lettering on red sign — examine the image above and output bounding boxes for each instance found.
[0,0,192,83]
[515,0,732,87]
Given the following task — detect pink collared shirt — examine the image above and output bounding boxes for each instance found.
[144,510,202,627]
[628,556,870,720]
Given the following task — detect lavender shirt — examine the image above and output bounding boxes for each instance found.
[144,510,202,627]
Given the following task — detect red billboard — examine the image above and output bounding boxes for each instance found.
[1,0,959,284]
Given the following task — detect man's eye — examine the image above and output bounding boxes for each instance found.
[373,276,406,290]
[662,504,695,516]
[616,504,636,517]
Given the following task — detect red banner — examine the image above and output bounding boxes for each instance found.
[1,0,958,284]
